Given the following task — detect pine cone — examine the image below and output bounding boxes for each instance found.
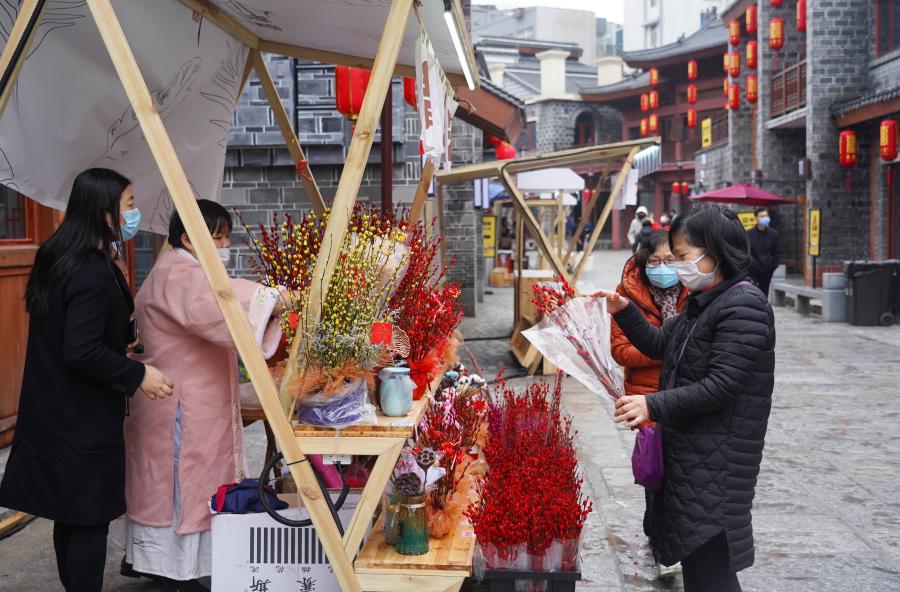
[394,472,422,497]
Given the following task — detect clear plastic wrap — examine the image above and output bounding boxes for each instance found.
[522,296,625,401]
[295,378,377,429]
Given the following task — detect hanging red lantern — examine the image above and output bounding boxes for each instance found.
[640,118,649,137]
[729,52,741,78]
[649,113,659,134]
[881,119,898,161]
[687,59,698,81]
[729,19,741,46]
[687,108,698,129]
[770,0,782,6]
[746,75,759,103]
[746,5,758,35]
[496,141,518,160]
[402,77,416,107]
[681,182,690,196]
[687,84,697,105]
[839,130,857,167]
[746,40,758,69]
[770,18,784,50]
[641,93,650,112]
[649,67,660,87]
[485,134,503,147]
[334,66,371,120]
[728,82,741,110]
[723,53,730,73]
[649,90,659,110]
[672,182,682,195]
[797,0,807,32]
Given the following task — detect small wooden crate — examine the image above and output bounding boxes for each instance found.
[490,267,515,287]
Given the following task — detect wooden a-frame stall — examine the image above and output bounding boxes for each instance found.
[0,1,480,591]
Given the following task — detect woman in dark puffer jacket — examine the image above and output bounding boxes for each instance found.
[594,205,775,592]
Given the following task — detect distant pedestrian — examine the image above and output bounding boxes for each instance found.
[659,213,671,231]
[747,208,779,297]
[627,205,649,246]
[594,205,775,592]
[632,219,653,252]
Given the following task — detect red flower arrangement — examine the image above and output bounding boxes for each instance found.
[531,279,575,316]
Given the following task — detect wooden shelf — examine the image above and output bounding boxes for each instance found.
[293,396,428,438]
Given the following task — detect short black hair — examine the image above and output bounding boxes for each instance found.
[634,229,670,282]
[754,207,769,217]
[669,205,750,280]
[168,199,233,249]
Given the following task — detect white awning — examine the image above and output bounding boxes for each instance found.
[633,145,661,178]
[516,168,585,192]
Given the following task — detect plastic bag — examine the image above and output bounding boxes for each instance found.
[523,296,625,401]
[632,424,664,491]
[296,378,377,429]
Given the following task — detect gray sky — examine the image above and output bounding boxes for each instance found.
[472,0,625,24]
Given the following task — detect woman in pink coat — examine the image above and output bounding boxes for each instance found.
[122,200,283,587]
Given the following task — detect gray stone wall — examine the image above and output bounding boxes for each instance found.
[695,143,730,191]
[531,100,621,153]
[870,52,900,94]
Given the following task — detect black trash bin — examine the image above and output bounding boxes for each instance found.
[844,261,899,326]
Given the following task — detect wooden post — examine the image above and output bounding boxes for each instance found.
[514,212,524,323]
[239,48,257,94]
[409,158,435,223]
[281,0,413,413]
[556,194,565,257]
[0,0,47,116]
[500,168,571,284]
[564,168,608,265]
[252,51,326,216]
[572,147,639,283]
[437,181,447,269]
[380,80,393,213]
[83,3,362,591]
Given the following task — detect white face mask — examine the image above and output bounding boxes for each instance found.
[672,252,717,290]
[217,247,231,265]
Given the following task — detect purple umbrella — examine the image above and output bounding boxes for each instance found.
[689,184,795,206]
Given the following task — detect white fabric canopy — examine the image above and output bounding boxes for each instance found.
[516,168,585,192]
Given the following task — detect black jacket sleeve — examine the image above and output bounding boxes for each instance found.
[62,266,145,395]
[645,291,770,423]
[612,301,673,361]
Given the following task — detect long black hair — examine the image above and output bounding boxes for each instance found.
[669,205,750,281]
[25,168,131,315]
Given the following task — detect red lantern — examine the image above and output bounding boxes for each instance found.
[681,182,690,196]
[729,52,741,78]
[641,93,650,113]
[496,141,517,160]
[746,75,759,103]
[640,118,649,137]
[649,113,659,134]
[881,119,898,161]
[839,130,857,167]
[687,60,698,81]
[672,182,682,195]
[746,40,758,69]
[728,83,741,110]
[335,66,371,120]
[770,18,784,50]
[687,84,697,104]
[687,108,698,129]
[746,5,758,35]
[770,0,782,6]
[797,0,807,32]
[649,90,659,110]
[723,53,730,73]
[485,134,503,147]
[649,67,660,87]
[402,77,416,108]
[729,19,741,46]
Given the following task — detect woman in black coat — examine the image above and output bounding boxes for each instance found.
[595,205,775,592]
[0,168,173,592]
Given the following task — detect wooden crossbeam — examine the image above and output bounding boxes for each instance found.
[572,146,639,283]
[177,0,258,48]
[0,0,47,116]
[409,158,435,223]
[84,2,361,591]
[252,51,326,216]
[563,164,609,265]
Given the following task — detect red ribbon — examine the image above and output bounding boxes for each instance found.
[408,349,443,400]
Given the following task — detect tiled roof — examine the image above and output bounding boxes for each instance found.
[479,76,526,108]
[623,20,727,66]
[832,86,900,116]
[580,72,651,96]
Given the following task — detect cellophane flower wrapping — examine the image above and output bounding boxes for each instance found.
[522,297,625,401]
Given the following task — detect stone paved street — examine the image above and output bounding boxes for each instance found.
[2,251,900,591]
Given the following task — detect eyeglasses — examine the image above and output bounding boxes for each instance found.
[647,257,677,267]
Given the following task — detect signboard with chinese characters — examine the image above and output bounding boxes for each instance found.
[809,208,821,256]
[737,212,757,230]
[483,215,497,257]
[701,118,713,148]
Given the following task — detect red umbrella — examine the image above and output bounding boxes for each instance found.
[689,183,795,206]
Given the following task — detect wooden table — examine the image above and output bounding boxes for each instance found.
[292,396,474,591]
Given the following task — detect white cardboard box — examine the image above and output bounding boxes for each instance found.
[211,495,360,592]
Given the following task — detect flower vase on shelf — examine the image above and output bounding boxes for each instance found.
[378,366,414,417]
[396,495,429,555]
[382,492,400,545]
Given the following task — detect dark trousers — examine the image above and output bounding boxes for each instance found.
[681,532,742,592]
[751,272,773,299]
[53,521,110,592]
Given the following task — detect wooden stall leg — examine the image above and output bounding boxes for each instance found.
[0,0,47,116]
[84,2,362,591]
[410,158,436,223]
[437,181,447,270]
[572,147,638,284]
[563,166,608,266]
[253,51,326,216]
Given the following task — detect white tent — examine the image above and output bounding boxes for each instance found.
[515,167,585,192]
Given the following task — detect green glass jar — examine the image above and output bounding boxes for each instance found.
[382,493,399,545]
[396,495,429,555]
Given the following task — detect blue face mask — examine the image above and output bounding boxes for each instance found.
[120,208,141,241]
[759,216,771,227]
[646,264,680,289]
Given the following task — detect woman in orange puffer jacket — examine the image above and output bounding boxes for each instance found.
[611,230,688,396]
